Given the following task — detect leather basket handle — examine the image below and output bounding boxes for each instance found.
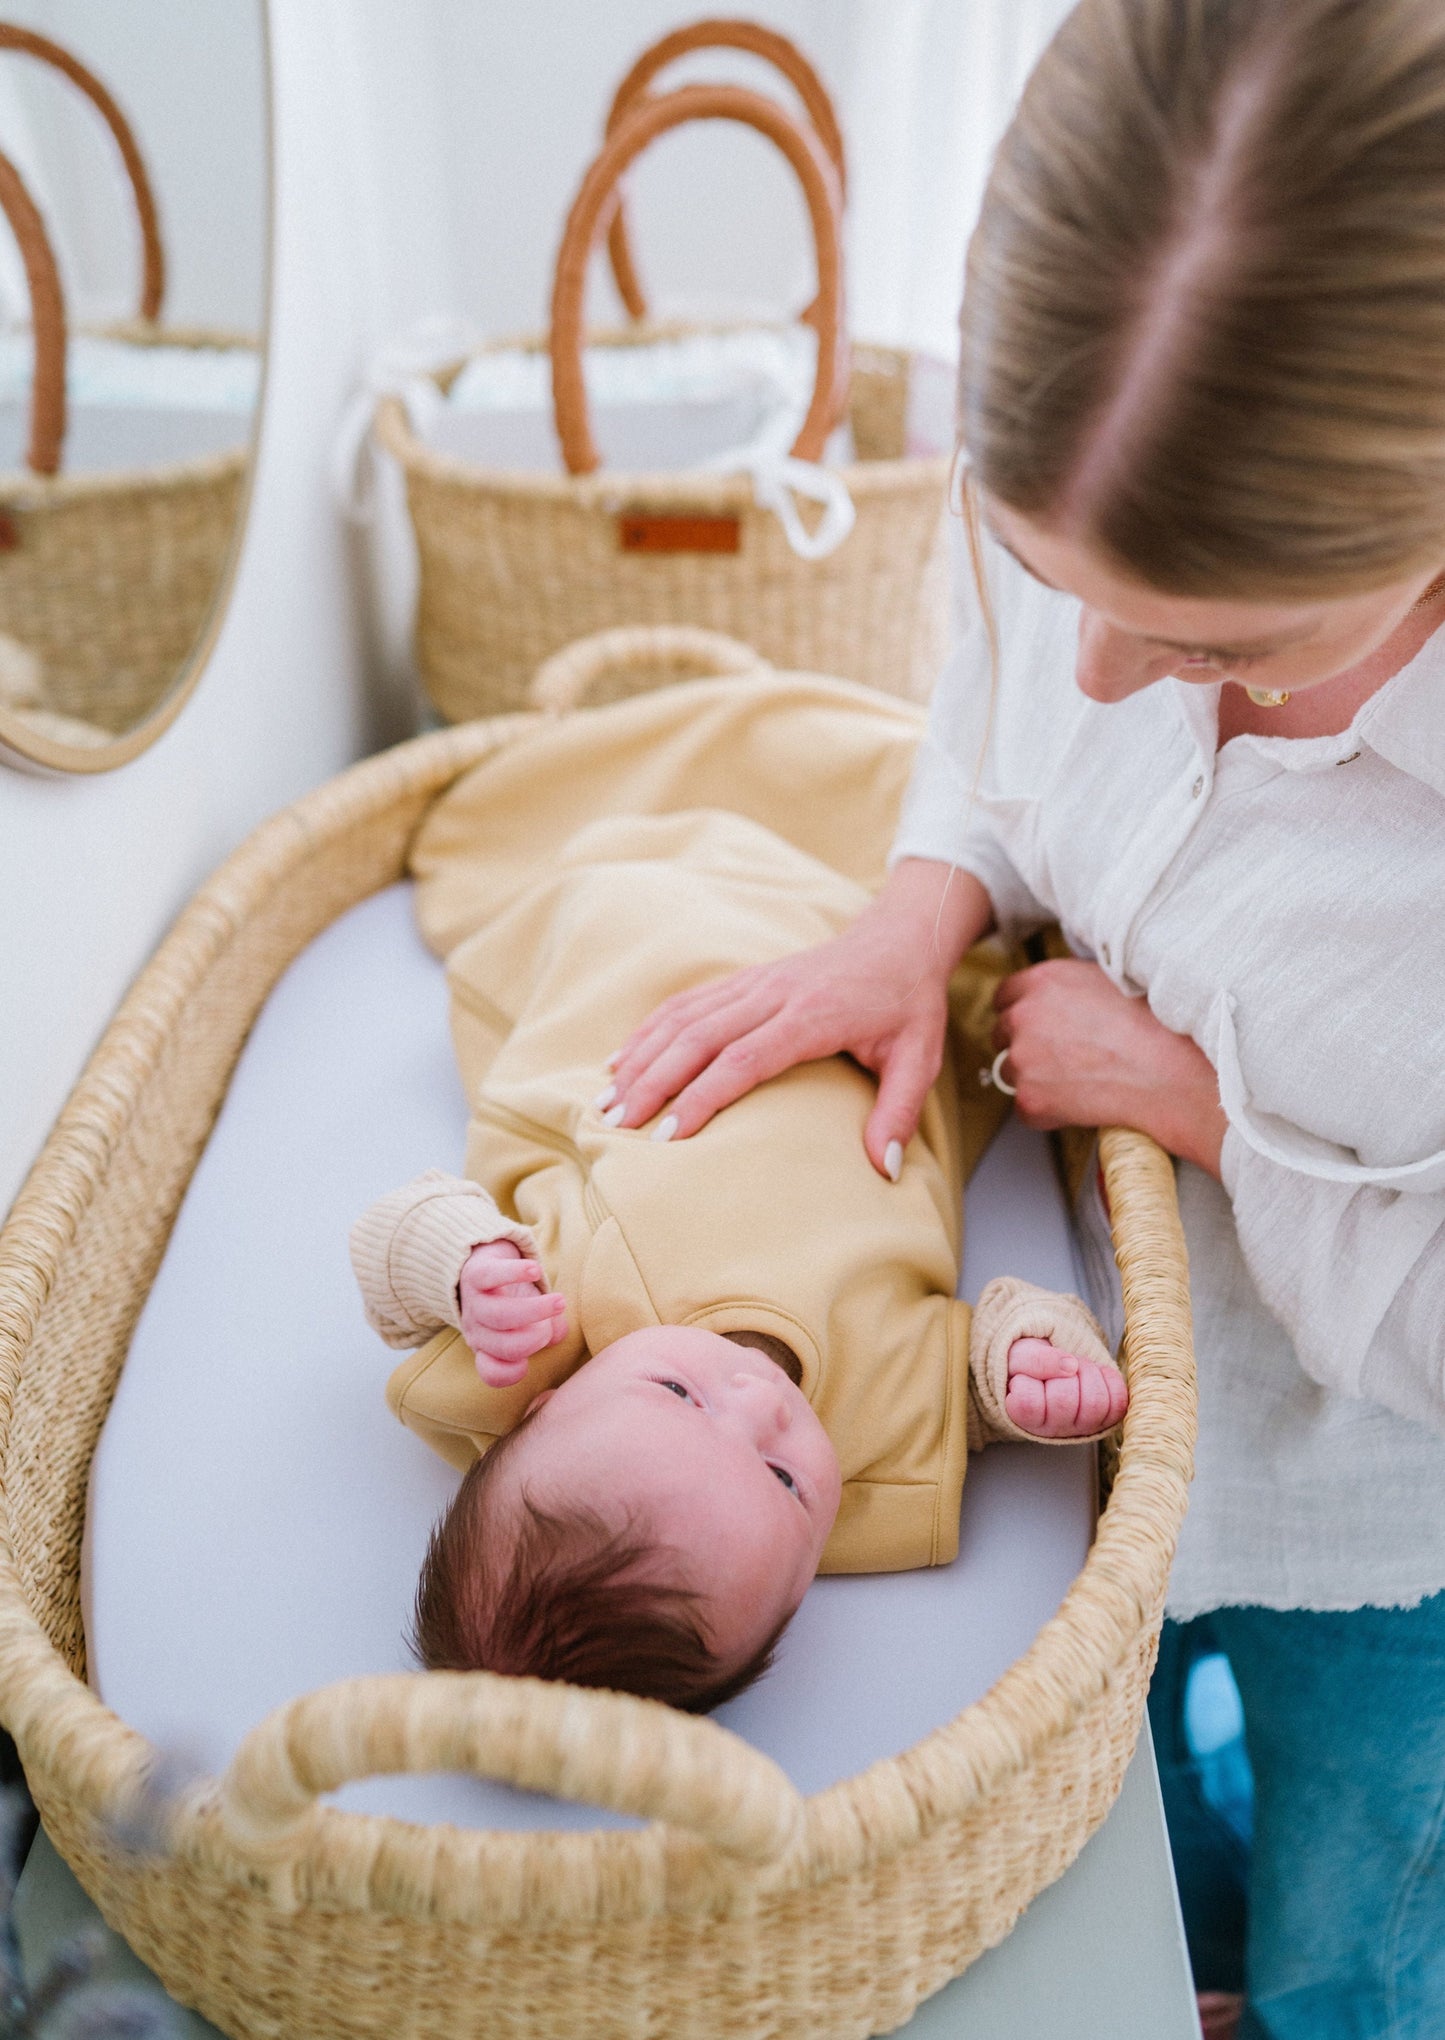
[0,24,165,322]
[0,148,66,475]
[217,1671,803,1869]
[551,81,846,476]
[604,19,845,324]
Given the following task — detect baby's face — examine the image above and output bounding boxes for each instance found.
[502,1326,842,1676]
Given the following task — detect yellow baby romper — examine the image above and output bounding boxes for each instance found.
[351,675,1113,1574]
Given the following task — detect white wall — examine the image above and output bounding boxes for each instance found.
[0,0,391,1218]
[422,0,845,338]
[389,0,1074,356]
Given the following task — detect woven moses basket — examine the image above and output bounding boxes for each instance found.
[0,643,1196,2040]
[0,25,249,739]
[376,68,953,722]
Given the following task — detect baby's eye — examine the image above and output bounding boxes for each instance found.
[658,1379,691,1400]
[770,1464,798,1492]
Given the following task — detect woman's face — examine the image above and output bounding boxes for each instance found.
[981,496,1441,703]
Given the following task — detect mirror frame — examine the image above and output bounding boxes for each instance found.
[0,0,273,777]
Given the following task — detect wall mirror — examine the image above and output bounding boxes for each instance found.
[0,1,267,774]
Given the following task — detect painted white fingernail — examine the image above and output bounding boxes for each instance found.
[605,1049,622,1070]
[602,1102,626,1127]
[652,1114,679,1143]
[884,1139,903,1183]
[593,1083,617,1111]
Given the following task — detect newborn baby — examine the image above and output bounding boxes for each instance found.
[403,1239,1124,1710]
[351,678,1127,1714]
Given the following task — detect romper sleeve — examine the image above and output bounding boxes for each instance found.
[349,1168,541,1350]
[888,526,1052,942]
[966,1276,1117,1448]
[1221,1135,1445,1431]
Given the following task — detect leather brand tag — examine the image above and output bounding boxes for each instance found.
[618,513,741,554]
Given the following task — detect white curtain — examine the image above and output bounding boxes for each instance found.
[833,0,1078,359]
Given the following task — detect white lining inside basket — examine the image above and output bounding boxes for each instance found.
[83,883,1095,1834]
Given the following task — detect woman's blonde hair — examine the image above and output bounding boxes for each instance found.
[960,0,1445,597]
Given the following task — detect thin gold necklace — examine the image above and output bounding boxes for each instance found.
[1245,569,1445,707]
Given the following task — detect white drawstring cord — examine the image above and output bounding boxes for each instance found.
[331,317,478,524]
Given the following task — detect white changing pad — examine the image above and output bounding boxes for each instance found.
[84,885,1095,1834]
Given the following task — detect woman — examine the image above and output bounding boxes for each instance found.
[605,2,1445,2033]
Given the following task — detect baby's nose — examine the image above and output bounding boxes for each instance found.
[730,1370,792,1438]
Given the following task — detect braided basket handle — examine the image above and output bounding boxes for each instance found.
[217,1670,803,1867]
[0,25,164,321]
[530,624,766,713]
[0,149,66,475]
[604,20,845,325]
[551,81,846,476]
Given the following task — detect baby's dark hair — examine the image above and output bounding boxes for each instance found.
[411,1406,792,1713]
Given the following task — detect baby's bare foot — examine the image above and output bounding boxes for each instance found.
[1004,1336,1128,1439]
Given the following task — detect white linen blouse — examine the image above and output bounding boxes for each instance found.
[893,528,1445,1618]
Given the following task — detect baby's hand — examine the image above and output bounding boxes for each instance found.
[1004,1337,1128,1439]
[457,1240,567,1388]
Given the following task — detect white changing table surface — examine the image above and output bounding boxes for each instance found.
[31,883,1196,2030]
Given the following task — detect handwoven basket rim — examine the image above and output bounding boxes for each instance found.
[375,393,949,503]
[0,441,248,504]
[0,707,1195,1929]
[0,318,259,499]
[371,320,952,502]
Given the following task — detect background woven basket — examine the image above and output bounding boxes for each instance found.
[0,395,248,736]
[376,69,951,723]
[0,26,252,738]
[379,338,949,725]
[0,698,1195,2040]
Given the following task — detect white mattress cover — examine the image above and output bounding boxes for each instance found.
[84,884,1095,1833]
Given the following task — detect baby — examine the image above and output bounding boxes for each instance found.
[351,677,1127,1715]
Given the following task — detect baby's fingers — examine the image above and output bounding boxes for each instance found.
[475,1351,532,1388]
[467,1314,565,1369]
[1003,1371,1047,1432]
[1040,1360,1126,1437]
[1069,1358,1127,1434]
[468,1255,544,1294]
[468,1290,565,1335]
[1005,1336,1080,1382]
[1093,1359,1130,1429]
[1003,1354,1127,1438]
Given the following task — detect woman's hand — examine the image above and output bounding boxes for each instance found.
[992,959,1227,1176]
[602,860,994,1178]
[457,1240,568,1388]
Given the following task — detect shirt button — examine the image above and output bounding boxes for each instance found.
[1191,774,1205,799]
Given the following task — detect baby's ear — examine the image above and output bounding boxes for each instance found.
[523,1387,557,1418]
